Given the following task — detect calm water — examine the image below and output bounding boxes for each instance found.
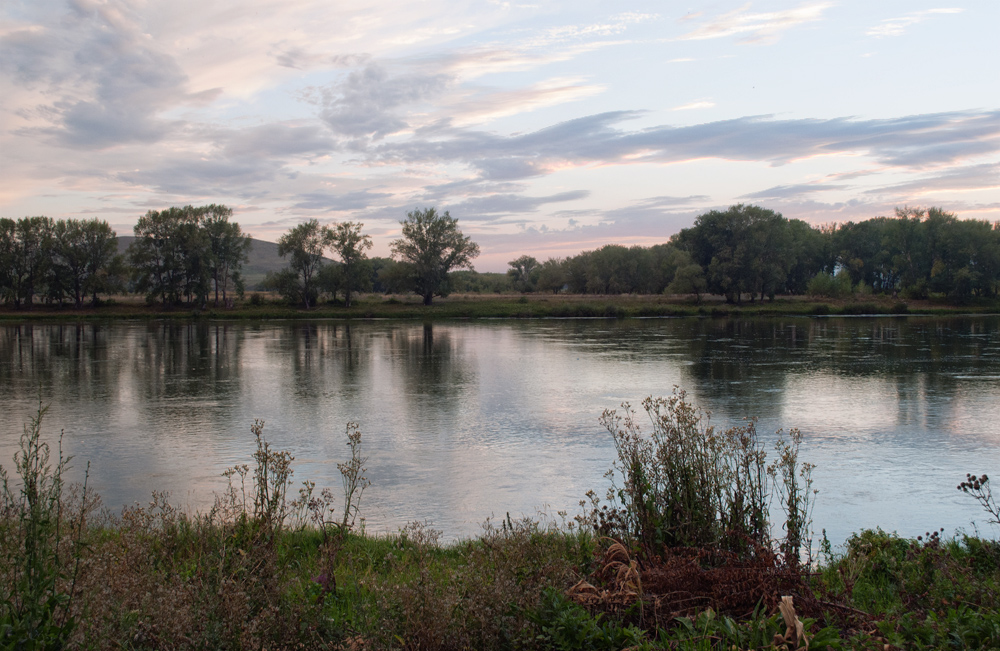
[2,317,1000,546]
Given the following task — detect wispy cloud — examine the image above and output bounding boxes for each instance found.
[867,8,963,38]
[444,190,589,220]
[742,183,849,200]
[672,100,715,111]
[369,109,1000,180]
[677,2,832,44]
[863,163,1000,197]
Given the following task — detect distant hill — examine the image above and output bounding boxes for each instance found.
[117,236,296,288]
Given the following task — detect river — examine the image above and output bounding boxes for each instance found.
[2,316,999,546]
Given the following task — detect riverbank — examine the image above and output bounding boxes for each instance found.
[2,292,999,321]
[5,490,1000,650]
[5,402,1000,650]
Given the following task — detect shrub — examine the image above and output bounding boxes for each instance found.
[807,270,854,298]
[585,390,770,558]
[584,389,815,565]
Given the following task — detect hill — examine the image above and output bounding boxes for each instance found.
[117,236,294,288]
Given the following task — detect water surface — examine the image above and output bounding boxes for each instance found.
[2,316,999,546]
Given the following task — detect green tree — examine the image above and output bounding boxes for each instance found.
[329,221,373,308]
[390,208,480,305]
[49,219,122,308]
[675,204,789,303]
[260,268,305,305]
[507,255,540,292]
[373,258,412,294]
[203,206,251,307]
[277,219,332,309]
[128,207,206,305]
[663,249,707,300]
[3,217,54,308]
[535,258,566,293]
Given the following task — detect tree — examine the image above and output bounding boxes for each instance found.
[3,217,54,308]
[128,207,206,305]
[675,204,789,303]
[49,219,121,308]
[202,206,251,307]
[507,255,539,292]
[390,208,480,305]
[329,221,373,308]
[277,219,332,309]
[535,258,566,293]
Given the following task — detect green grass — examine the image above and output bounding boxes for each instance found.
[3,291,998,322]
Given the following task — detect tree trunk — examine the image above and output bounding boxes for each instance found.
[423,292,433,305]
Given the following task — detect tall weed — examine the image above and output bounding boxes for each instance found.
[0,403,90,649]
[585,389,789,560]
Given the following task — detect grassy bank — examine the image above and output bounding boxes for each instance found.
[2,292,999,322]
[4,401,1000,649]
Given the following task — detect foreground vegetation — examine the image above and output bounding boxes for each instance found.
[4,397,1000,650]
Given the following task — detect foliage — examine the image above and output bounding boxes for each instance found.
[327,221,373,308]
[528,587,645,650]
[128,205,220,306]
[390,207,480,305]
[807,269,855,298]
[202,206,251,307]
[508,255,540,292]
[674,204,794,303]
[585,390,777,558]
[48,219,124,308]
[770,429,816,568]
[0,217,55,308]
[276,219,332,309]
[0,403,89,650]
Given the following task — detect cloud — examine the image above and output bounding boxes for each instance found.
[220,124,337,159]
[320,63,452,140]
[2,0,192,148]
[867,8,963,38]
[634,195,711,207]
[673,100,715,111]
[677,2,832,44]
[271,48,371,70]
[368,109,1000,181]
[444,78,604,127]
[116,157,285,196]
[291,189,394,210]
[863,163,1000,197]
[742,183,849,200]
[444,190,589,220]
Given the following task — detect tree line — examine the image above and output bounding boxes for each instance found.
[4,203,999,308]
[262,207,479,307]
[0,205,251,309]
[499,205,1000,304]
[0,216,123,308]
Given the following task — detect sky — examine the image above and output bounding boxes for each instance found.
[1,1,998,271]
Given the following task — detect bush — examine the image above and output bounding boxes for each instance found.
[807,270,854,298]
[584,389,814,566]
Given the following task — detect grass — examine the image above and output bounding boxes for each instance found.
[5,401,1000,649]
[2,291,999,322]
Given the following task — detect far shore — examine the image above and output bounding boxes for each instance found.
[1,291,998,321]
